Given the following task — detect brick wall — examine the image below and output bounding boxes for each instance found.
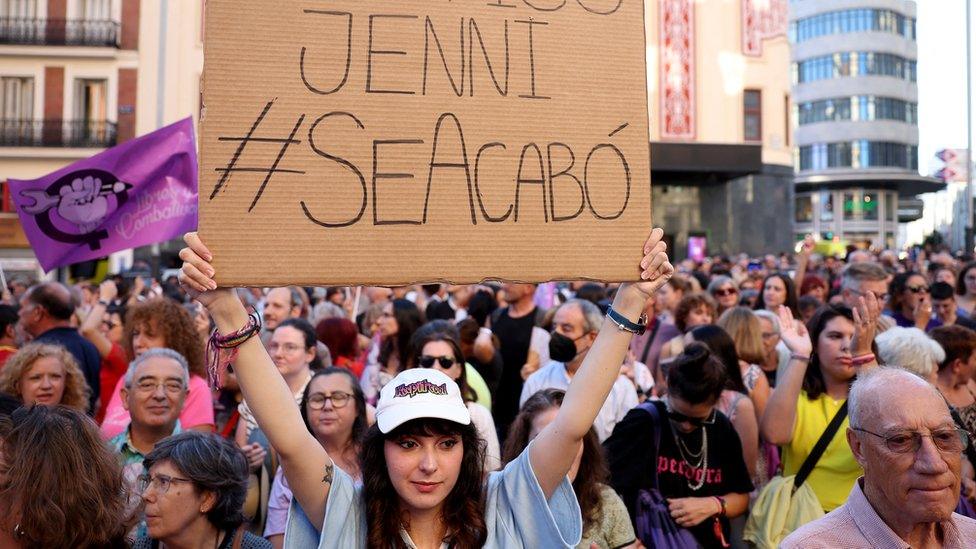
[43,66,64,144]
[117,68,138,142]
[120,0,140,50]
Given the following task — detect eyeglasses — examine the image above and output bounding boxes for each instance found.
[851,427,969,454]
[102,320,119,329]
[713,288,738,297]
[137,473,193,495]
[665,403,716,427]
[135,380,185,394]
[268,342,304,354]
[418,355,456,369]
[906,285,930,295]
[307,391,352,409]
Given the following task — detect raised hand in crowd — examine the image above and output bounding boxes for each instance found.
[180,228,672,547]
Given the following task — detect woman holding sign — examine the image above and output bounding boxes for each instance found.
[178,228,673,548]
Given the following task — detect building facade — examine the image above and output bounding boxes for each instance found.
[0,0,203,278]
[789,0,943,250]
[648,0,795,259]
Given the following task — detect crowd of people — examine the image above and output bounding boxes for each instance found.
[2,231,976,547]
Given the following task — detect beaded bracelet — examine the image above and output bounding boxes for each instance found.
[205,312,261,388]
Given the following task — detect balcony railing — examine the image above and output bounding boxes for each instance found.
[0,18,119,47]
[0,119,118,148]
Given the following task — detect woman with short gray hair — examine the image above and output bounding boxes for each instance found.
[133,431,271,548]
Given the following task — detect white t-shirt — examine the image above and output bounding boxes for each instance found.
[520,361,638,442]
[468,401,501,472]
[283,444,582,548]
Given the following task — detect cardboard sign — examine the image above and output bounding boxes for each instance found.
[200,0,651,286]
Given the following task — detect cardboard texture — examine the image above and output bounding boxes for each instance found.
[200,0,652,286]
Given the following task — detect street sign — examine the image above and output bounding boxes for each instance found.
[937,148,959,163]
[936,167,964,182]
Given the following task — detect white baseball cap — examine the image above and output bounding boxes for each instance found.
[375,368,471,434]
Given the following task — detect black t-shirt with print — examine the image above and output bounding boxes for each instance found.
[605,400,754,548]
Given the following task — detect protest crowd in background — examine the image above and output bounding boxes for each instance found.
[5,233,976,548]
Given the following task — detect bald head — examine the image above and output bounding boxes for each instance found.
[25,282,75,320]
[849,367,949,432]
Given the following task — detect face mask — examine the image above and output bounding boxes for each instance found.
[549,331,585,363]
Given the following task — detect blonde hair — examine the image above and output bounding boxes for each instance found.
[0,343,90,411]
[716,307,766,365]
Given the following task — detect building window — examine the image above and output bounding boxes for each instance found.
[784,93,791,145]
[744,89,761,142]
[1,76,33,119]
[863,191,879,221]
[793,52,917,84]
[0,75,34,145]
[789,8,916,43]
[0,0,38,18]
[821,192,834,222]
[74,78,111,146]
[798,141,918,171]
[796,96,918,125]
[795,195,813,223]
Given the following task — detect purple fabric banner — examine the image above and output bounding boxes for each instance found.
[10,117,197,272]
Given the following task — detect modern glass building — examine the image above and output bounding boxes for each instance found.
[789,0,943,249]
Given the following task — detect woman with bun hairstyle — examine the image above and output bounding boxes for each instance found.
[178,228,673,548]
[605,343,754,548]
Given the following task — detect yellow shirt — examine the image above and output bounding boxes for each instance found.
[781,391,862,512]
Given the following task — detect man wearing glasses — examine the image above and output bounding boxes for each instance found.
[109,347,189,537]
[782,367,976,547]
[840,262,896,333]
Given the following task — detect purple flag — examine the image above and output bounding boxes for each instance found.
[9,117,197,272]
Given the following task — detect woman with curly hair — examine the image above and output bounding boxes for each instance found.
[0,405,131,548]
[100,297,214,438]
[178,228,673,548]
[504,388,637,548]
[0,342,89,411]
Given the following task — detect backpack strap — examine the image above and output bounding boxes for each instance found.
[637,401,664,490]
[793,400,848,491]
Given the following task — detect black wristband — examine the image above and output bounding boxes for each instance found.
[606,306,647,335]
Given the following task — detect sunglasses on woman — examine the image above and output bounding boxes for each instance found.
[906,285,929,294]
[713,288,738,297]
[418,355,456,369]
[665,403,716,427]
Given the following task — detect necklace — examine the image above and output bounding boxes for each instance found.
[670,424,709,491]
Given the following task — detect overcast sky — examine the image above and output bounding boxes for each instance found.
[917,0,972,176]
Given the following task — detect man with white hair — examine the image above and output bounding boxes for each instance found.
[782,367,976,547]
[109,348,189,537]
[519,299,637,441]
[875,327,945,383]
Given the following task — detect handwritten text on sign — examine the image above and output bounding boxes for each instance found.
[200,0,651,286]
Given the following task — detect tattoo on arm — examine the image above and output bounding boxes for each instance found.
[322,464,334,485]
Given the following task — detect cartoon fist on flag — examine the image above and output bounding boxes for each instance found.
[10,118,198,272]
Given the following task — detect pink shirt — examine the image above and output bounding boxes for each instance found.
[99,374,215,439]
[782,479,976,548]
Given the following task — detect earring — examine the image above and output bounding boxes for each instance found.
[13,523,25,538]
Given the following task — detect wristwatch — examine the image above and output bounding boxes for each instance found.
[606,306,648,335]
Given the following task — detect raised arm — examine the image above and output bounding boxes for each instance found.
[760,306,812,446]
[79,280,116,358]
[530,228,673,498]
[179,233,332,528]
[793,235,814,300]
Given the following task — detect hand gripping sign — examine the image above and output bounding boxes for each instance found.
[200,0,651,286]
